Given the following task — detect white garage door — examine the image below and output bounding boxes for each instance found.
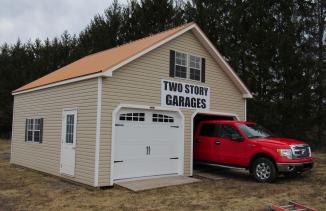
[113,108,183,180]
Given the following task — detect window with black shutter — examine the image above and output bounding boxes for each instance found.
[170,50,205,82]
[175,51,187,78]
[189,55,201,81]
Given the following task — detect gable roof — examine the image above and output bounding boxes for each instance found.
[13,22,252,98]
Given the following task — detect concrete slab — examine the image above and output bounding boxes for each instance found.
[115,176,200,192]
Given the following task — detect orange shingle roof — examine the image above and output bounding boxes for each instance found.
[14,22,194,93]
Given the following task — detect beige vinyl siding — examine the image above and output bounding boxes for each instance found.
[98,31,246,186]
[11,78,98,186]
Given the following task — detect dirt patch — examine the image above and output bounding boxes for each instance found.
[1,139,325,210]
[1,152,10,161]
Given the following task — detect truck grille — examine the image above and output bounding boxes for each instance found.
[291,144,311,159]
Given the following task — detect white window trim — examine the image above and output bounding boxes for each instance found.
[173,50,202,82]
[26,118,42,144]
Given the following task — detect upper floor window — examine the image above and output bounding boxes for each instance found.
[170,50,205,82]
[175,52,187,78]
[189,55,201,81]
[25,118,43,143]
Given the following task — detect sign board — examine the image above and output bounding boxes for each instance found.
[161,80,210,110]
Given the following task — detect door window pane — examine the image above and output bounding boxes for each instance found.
[219,125,241,139]
[66,114,74,144]
[200,124,219,137]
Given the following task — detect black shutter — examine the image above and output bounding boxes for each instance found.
[169,50,175,77]
[201,58,206,83]
[39,118,43,143]
[25,119,28,142]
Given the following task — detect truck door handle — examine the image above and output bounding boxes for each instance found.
[215,141,221,145]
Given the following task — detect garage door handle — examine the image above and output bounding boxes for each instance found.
[215,141,221,145]
[114,160,124,163]
[170,157,179,160]
[115,124,124,126]
[171,126,179,128]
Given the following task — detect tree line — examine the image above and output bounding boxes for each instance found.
[0,0,325,148]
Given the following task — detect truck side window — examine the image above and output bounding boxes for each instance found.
[219,124,242,139]
[200,124,219,137]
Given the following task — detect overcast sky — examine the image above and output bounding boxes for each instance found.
[0,0,124,45]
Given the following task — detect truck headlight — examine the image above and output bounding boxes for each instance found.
[277,149,293,159]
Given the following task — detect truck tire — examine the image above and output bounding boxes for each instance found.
[252,157,276,182]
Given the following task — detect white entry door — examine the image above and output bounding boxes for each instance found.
[113,108,183,180]
[60,109,77,176]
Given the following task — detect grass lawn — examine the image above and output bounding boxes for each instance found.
[0,139,325,211]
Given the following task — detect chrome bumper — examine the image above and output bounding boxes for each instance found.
[276,162,314,172]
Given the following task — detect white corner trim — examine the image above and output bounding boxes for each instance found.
[190,110,239,176]
[103,24,196,76]
[13,72,105,96]
[109,104,185,186]
[94,77,102,187]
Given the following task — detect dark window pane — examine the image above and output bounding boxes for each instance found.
[219,125,241,139]
[190,68,200,81]
[28,131,33,141]
[175,65,187,78]
[34,131,40,142]
[200,124,219,137]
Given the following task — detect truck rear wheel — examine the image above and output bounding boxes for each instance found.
[252,158,276,182]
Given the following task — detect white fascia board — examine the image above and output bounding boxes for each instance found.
[102,24,196,77]
[12,72,106,96]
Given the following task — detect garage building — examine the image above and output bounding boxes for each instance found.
[10,22,252,187]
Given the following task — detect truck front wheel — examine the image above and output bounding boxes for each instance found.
[252,158,276,182]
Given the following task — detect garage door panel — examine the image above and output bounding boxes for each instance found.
[113,108,183,180]
[114,143,147,160]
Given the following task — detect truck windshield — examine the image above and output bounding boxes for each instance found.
[238,123,273,139]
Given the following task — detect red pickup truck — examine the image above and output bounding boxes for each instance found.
[193,120,314,182]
